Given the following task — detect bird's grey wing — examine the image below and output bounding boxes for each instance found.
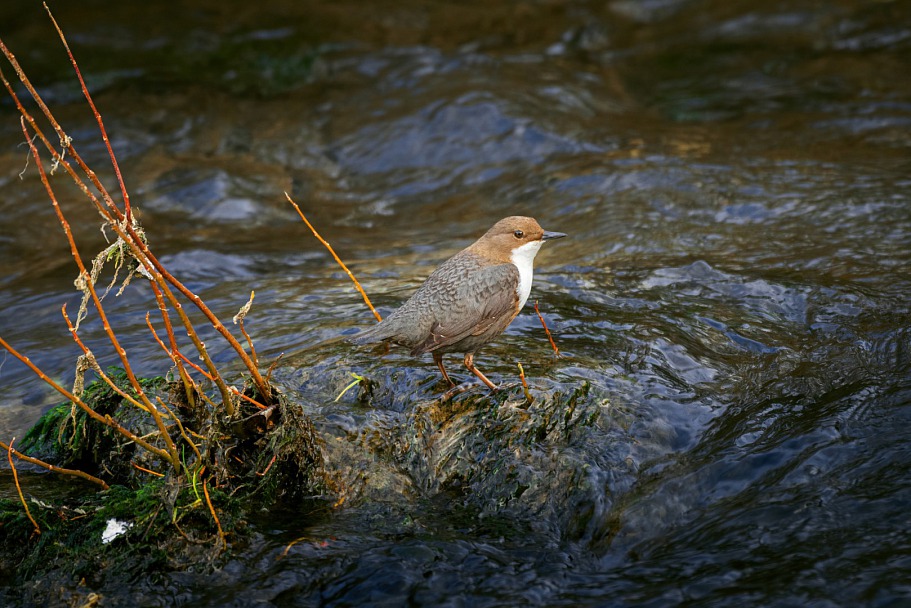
[411,263,519,355]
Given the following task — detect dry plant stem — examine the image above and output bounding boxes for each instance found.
[150,282,196,410]
[21,119,180,470]
[0,335,174,465]
[234,291,259,369]
[286,193,383,322]
[534,300,561,357]
[517,362,534,403]
[149,283,237,415]
[44,2,131,223]
[0,56,267,406]
[7,438,40,535]
[203,479,226,549]
[132,462,165,477]
[0,439,109,490]
[279,536,310,559]
[238,318,258,368]
[265,354,284,385]
[256,455,277,477]
[171,351,267,411]
[137,254,256,409]
[4,51,218,423]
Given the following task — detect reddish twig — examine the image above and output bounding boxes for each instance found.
[0,64,263,411]
[150,282,196,410]
[286,193,382,322]
[234,291,259,370]
[203,479,226,549]
[265,353,284,386]
[256,454,277,477]
[155,397,202,462]
[4,17,271,414]
[517,362,533,403]
[44,2,131,223]
[7,438,40,535]
[534,300,560,357]
[131,462,165,477]
[61,304,152,414]
[0,439,109,490]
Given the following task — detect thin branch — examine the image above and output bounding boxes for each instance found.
[7,438,40,535]
[131,462,165,477]
[534,300,560,357]
[203,479,226,550]
[0,439,108,489]
[286,193,382,322]
[150,282,196,410]
[256,454,277,477]
[156,397,202,462]
[517,362,533,403]
[233,291,259,369]
[61,304,151,414]
[265,354,284,386]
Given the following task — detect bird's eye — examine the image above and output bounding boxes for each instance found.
[513,230,524,239]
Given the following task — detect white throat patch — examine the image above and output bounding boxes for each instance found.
[510,239,544,310]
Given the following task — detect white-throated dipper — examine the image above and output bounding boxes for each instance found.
[352,216,566,390]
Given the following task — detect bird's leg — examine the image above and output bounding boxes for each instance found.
[463,353,498,391]
[433,352,455,387]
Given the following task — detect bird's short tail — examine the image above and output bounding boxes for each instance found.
[350,322,394,345]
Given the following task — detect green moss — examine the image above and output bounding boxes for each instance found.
[19,369,170,482]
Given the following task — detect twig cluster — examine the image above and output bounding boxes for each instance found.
[0,5,271,491]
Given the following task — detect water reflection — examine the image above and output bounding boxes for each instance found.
[1,0,910,605]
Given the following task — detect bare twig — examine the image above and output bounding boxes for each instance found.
[131,462,165,477]
[265,354,284,386]
[517,362,533,403]
[62,304,152,414]
[150,282,196,410]
[286,193,382,322]
[534,300,560,357]
[0,438,108,490]
[233,291,259,369]
[7,437,40,535]
[203,479,226,549]
[156,397,202,462]
[256,454,277,477]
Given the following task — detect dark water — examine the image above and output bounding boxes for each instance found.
[2,0,910,605]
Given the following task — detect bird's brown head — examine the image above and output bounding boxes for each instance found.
[470,216,566,263]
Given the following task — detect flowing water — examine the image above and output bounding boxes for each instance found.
[1,0,910,605]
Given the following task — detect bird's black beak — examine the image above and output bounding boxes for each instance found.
[542,230,567,240]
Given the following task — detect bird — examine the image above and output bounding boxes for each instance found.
[352,216,566,390]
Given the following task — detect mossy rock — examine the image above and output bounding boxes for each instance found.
[18,370,171,484]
